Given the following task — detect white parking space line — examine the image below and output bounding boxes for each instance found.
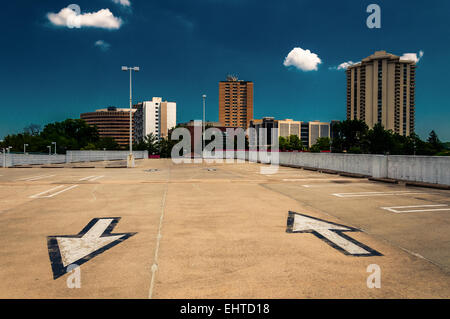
[283,178,350,182]
[332,191,434,198]
[16,175,55,181]
[381,204,450,213]
[78,175,96,181]
[29,185,79,199]
[89,175,104,181]
[79,175,104,182]
[301,182,375,188]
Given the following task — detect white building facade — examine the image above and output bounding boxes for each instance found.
[134,97,177,141]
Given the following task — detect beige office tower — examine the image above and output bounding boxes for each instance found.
[219,75,254,129]
[278,119,301,138]
[346,51,416,136]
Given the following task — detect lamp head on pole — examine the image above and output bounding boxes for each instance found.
[121,66,128,71]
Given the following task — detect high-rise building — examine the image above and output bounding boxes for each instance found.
[278,119,301,139]
[346,50,416,136]
[219,75,253,129]
[81,106,136,146]
[307,121,330,147]
[133,97,177,141]
[249,118,330,148]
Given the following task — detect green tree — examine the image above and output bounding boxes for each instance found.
[40,119,99,152]
[331,120,368,153]
[133,133,160,154]
[288,135,303,151]
[279,136,289,151]
[311,137,331,152]
[81,143,97,150]
[365,123,394,154]
[95,137,120,150]
[279,135,303,151]
[427,130,443,153]
[23,124,41,136]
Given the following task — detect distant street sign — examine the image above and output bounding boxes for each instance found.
[47,217,136,279]
[286,212,382,257]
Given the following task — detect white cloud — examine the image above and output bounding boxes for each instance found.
[47,7,123,30]
[283,47,322,71]
[112,0,131,7]
[400,50,424,63]
[329,61,358,71]
[95,40,111,51]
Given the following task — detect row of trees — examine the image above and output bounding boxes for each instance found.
[278,120,448,156]
[330,120,448,155]
[133,133,176,158]
[0,119,120,154]
[1,119,448,156]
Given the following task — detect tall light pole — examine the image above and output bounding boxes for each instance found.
[24,144,29,155]
[202,94,207,157]
[122,66,140,168]
[52,142,56,155]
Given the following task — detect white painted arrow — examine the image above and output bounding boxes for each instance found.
[56,218,125,267]
[289,213,377,256]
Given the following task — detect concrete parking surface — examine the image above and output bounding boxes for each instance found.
[0,159,449,298]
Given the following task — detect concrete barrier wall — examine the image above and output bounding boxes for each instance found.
[2,154,66,167]
[387,155,450,185]
[66,150,148,163]
[1,151,148,167]
[243,151,450,185]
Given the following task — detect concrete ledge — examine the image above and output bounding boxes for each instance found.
[404,181,450,190]
[40,165,65,168]
[280,164,302,169]
[318,169,339,175]
[339,172,370,178]
[303,167,319,171]
[71,166,96,169]
[369,177,398,184]
[10,166,34,168]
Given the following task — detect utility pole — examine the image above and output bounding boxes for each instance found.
[122,66,140,168]
[202,94,207,159]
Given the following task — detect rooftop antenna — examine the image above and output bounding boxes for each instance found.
[226,74,238,81]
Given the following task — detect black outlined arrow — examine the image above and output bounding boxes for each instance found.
[47,217,136,279]
[286,212,382,257]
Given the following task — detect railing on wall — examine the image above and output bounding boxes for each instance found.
[241,151,450,186]
[1,150,148,168]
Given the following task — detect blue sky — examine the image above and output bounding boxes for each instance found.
[0,0,449,140]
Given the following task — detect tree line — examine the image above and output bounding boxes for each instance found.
[0,119,120,154]
[279,120,448,156]
[1,119,448,156]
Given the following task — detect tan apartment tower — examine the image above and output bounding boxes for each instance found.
[219,75,253,129]
[346,51,416,136]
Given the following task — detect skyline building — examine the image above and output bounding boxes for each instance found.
[133,97,177,141]
[249,117,331,148]
[219,75,254,129]
[80,106,136,146]
[346,50,416,136]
